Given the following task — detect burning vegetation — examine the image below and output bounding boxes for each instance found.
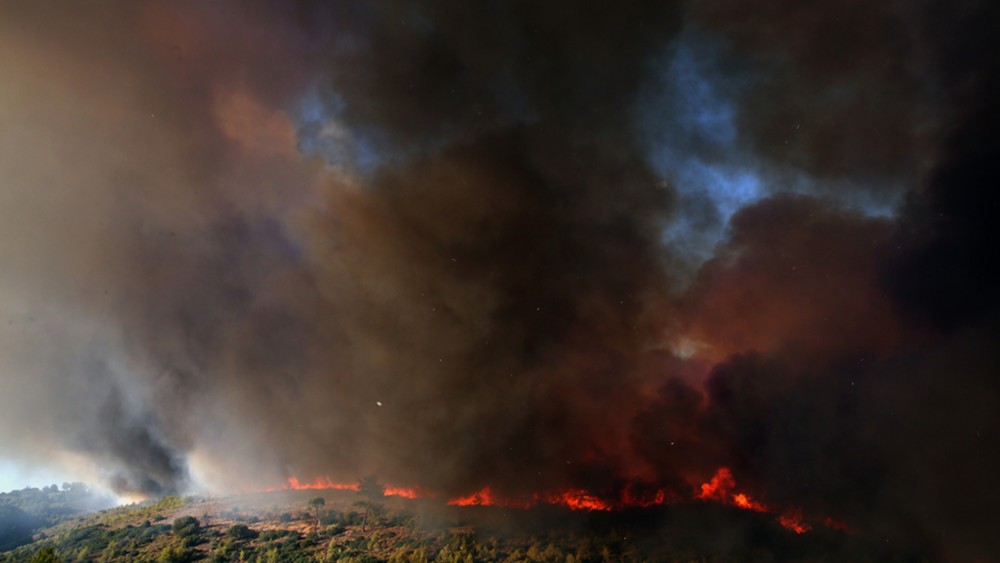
[277,468,818,535]
[1,0,999,560]
[2,482,909,562]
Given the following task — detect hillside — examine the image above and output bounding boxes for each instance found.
[0,488,921,562]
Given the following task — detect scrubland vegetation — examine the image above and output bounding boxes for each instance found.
[2,487,921,562]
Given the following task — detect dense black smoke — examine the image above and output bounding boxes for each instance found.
[1,0,998,559]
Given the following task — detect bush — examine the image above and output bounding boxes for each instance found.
[29,547,60,563]
[157,544,194,563]
[226,524,258,541]
[388,545,429,563]
[180,533,204,548]
[172,516,200,538]
[259,529,287,542]
[342,510,364,526]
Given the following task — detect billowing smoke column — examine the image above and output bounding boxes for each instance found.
[0,0,998,558]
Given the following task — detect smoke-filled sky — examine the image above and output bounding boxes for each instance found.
[1,1,998,558]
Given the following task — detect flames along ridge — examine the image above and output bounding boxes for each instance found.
[268,467,836,534]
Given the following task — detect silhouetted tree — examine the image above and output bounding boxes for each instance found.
[307,497,325,529]
[355,475,385,532]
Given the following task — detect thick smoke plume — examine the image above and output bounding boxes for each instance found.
[1,1,998,558]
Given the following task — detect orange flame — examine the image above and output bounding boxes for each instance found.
[448,486,516,508]
[384,486,419,499]
[447,486,493,507]
[696,468,768,513]
[620,485,672,508]
[732,492,767,512]
[544,489,611,511]
[447,485,667,511]
[268,469,843,536]
[267,476,416,498]
[447,487,613,510]
[697,466,737,502]
[777,509,812,534]
[822,516,856,534]
[286,476,358,491]
[447,486,534,509]
[696,467,812,534]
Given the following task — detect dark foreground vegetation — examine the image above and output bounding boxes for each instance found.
[2,488,926,562]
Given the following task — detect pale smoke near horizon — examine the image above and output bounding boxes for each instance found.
[1,2,999,559]
[0,1,323,494]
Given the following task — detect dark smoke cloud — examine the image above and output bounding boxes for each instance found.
[883,0,1000,331]
[689,0,940,186]
[1,0,998,559]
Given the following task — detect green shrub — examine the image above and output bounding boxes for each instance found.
[259,529,278,542]
[180,533,204,548]
[157,543,194,563]
[226,524,259,540]
[29,547,60,563]
[172,516,200,538]
[388,545,429,563]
